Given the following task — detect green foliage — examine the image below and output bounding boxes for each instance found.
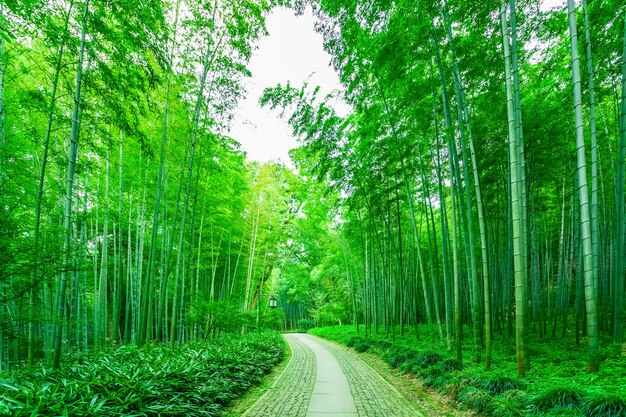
[419,365,451,388]
[458,386,497,414]
[492,390,532,417]
[532,386,585,412]
[441,358,463,371]
[584,393,626,417]
[415,351,444,368]
[353,340,373,353]
[0,331,284,417]
[380,346,444,374]
[472,374,526,395]
[491,398,525,417]
[296,319,314,332]
[260,307,284,330]
[310,326,626,417]
[346,337,377,353]
[188,300,248,333]
[381,347,419,368]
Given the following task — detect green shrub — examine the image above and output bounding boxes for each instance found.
[419,365,443,378]
[416,351,444,368]
[372,340,393,350]
[532,386,585,411]
[423,375,450,389]
[382,347,419,369]
[492,398,524,417]
[308,326,624,417]
[349,338,376,352]
[502,389,531,406]
[584,392,626,417]
[346,337,362,348]
[441,358,463,371]
[296,319,314,332]
[443,382,463,399]
[0,331,285,417]
[458,386,497,414]
[353,341,370,352]
[491,389,532,417]
[477,374,525,395]
[544,410,585,417]
[420,366,450,388]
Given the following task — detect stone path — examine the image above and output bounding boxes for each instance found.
[242,334,424,417]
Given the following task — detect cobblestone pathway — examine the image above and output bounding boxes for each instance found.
[314,335,423,417]
[242,334,424,417]
[242,334,316,416]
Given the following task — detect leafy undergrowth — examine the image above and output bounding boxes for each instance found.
[0,331,284,416]
[310,325,626,417]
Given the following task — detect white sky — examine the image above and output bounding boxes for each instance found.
[229,1,566,165]
[540,0,566,11]
[228,6,346,166]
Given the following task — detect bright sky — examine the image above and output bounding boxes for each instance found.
[228,6,345,166]
[540,0,566,11]
[230,1,566,165]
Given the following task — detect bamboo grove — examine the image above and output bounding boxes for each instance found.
[0,0,625,378]
[262,0,626,376]
[0,0,305,370]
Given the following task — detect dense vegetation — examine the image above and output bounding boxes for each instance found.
[311,326,626,417]
[261,0,626,378]
[0,331,284,416]
[0,0,296,371]
[0,0,625,412]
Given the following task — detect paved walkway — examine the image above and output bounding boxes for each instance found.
[242,334,424,417]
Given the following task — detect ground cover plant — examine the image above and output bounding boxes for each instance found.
[310,326,626,417]
[0,331,285,417]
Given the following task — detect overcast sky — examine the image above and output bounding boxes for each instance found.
[228,0,566,166]
[227,6,343,166]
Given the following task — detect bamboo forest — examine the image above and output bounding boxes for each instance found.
[0,0,625,416]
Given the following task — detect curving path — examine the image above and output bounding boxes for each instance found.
[242,334,424,417]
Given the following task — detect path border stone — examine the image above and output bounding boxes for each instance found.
[242,334,316,416]
[306,335,425,417]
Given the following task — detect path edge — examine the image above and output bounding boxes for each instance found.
[308,334,425,416]
[240,334,295,417]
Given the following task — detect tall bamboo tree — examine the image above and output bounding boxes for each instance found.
[567,0,599,372]
[53,0,90,368]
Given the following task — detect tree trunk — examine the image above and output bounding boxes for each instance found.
[614,8,626,346]
[97,147,110,347]
[30,0,75,366]
[53,0,90,368]
[244,195,262,312]
[567,0,599,372]
[142,0,181,345]
[582,0,600,341]
[501,0,527,376]
[441,0,485,363]
[432,24,462,361]
[0,4,7,372]
[0,3,6,191]
[114,130,124,342]
[509,0,529,370]
[432,83,453,351]
[377,84,436,340]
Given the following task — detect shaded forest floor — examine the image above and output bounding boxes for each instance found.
[310,325,626,417]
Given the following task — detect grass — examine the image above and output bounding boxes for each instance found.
[532,386,585,411]
[472,374,525,395]
[223,338,292,416]
[310,325,626,417]
[0,331,285,417]
[584,393,626,417]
